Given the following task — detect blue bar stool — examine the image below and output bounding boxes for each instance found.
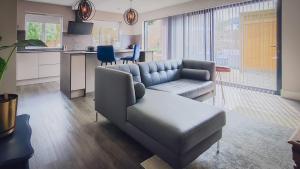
[121,44,141,64]
[97,45,120,66]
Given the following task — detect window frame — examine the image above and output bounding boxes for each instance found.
[91,20,121,46]
[25,13,63,49]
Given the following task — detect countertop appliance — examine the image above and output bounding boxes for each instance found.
[87,46,95,52]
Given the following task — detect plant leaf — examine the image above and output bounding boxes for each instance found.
[16,39,47,47]
[0,57,7,81]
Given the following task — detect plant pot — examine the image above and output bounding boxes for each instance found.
[0,94,18,138]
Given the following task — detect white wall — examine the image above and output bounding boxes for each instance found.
[281,0,300,101]
[17,0,133,35]
[0,0,17,93]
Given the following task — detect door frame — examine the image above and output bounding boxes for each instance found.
[276,0,282,95]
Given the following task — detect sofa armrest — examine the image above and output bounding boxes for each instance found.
[95,67,136,127]
[182,60,216,82]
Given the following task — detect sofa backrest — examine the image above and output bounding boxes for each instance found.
[138,60,182,87]
[107,64,142,82]
[95,66,136,128]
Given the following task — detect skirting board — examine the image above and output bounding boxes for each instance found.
[281,89,300,101]
[17,77,59,86]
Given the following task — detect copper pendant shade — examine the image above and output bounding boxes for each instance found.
[123,0,138,25]
[75,0,95,21]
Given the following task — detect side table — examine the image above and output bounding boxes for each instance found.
[216,65,231,104]
[288,128,300,169]
[0,114,34,169]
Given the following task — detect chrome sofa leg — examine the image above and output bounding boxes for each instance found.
[216,141,220,154]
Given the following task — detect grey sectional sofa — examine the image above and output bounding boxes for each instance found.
[138,60,216,101]
[95,60,226,169]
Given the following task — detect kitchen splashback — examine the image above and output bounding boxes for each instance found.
[62,33,93,51]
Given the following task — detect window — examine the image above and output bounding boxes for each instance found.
[25,13,63,48]
[213,0,278,90]
[144,0,279,92]
[92,21,120,46]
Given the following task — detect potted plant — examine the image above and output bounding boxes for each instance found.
[0,36,46,137]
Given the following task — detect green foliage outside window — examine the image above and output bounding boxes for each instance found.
[45,24,62,47]
[26,22,42,40]
[26,22,62,48]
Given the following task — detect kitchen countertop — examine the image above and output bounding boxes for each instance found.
[17,49,63,53]
[17,49,154,54]
[62,49,154,54]
[63,49,153,54]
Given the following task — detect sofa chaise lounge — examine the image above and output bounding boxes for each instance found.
[95,60,226,169]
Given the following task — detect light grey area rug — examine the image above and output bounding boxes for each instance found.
[141,110,295,169]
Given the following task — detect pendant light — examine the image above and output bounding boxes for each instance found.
[74,0,96,21]
[123,0,138,25]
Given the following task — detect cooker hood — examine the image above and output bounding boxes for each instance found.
[67,10,94,35]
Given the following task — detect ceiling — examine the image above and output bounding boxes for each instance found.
[26,0,193,14]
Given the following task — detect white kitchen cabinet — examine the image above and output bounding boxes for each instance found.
[38,52,60,65]
[39,64,60,78]
[16,52,61,85]
[71,54,86,91]
[16,53,39,80]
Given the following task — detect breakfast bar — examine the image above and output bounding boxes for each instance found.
[60,50,154,99]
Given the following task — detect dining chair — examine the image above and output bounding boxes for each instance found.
[121,44,141,64]
[97,45,120,66]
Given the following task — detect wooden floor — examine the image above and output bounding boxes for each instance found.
[17,82,151,169]
[16,82,300,169]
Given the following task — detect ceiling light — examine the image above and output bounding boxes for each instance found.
[74,0,96,21]
[123,0,138,25]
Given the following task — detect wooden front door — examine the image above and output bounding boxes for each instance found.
[241,9,277,72]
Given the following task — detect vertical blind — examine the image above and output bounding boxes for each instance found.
[213,0,278,91]
[169,15,184,59]
[184,11,206,60]
[168,12,207,60]
[166,0,278,91]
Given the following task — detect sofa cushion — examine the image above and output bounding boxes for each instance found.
[107,64,142,82]
[127,89,226,155]
[148,79,214,99]
[138,60,182,87]
[134,82,145,100]
[181,68,210,81]
[182,60,216,81]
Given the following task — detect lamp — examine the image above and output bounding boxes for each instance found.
[123,0,138,25]
[74,0,96,21]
